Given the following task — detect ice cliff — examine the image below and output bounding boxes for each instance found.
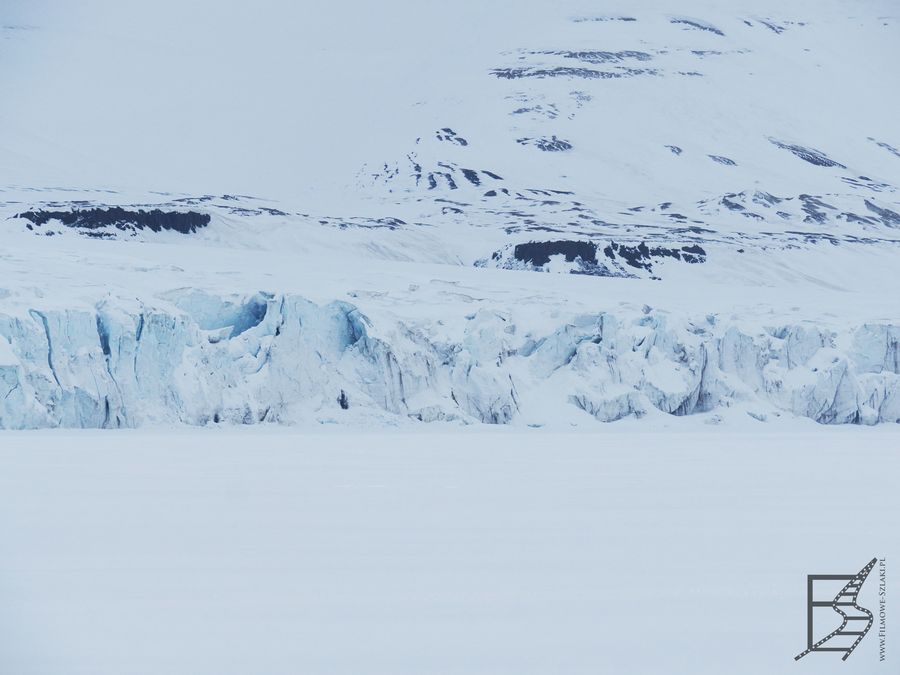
[1,290,898,429]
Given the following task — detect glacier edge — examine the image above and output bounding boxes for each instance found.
[1,291,899,429]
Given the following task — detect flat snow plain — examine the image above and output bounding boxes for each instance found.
[1,428,897,674]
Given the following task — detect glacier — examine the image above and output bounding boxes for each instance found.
[1,0,898,429]
[2,3,899,672]
[2,290,898,429]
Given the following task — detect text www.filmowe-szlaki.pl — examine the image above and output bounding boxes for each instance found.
[879,558,886,662]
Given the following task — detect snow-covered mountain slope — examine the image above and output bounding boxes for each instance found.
[0,0,898,428]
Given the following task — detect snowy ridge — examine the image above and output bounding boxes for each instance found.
[2,290,899,429]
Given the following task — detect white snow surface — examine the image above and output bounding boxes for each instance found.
[0,429,897,674]
[1,0,898,428]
